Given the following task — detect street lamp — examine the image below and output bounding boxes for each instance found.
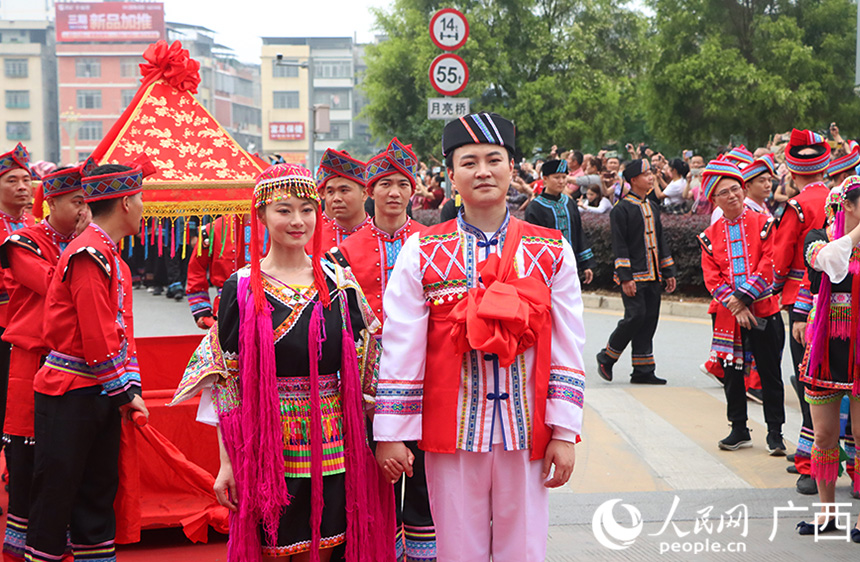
[275,54,316,170]
[60,107,81,165]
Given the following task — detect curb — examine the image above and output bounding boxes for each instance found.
[583,292,709,319]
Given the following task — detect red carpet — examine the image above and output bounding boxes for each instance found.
[117,528,228,561]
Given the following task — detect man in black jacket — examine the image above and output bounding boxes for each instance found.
[596,159,676,385]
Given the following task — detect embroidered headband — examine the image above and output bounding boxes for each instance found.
[81,155,156,203]
[0,143,32,178]
[40,165,84,199]
[365,137,418,192]
[839,175,860,201]
[741,153,777,183]
[315,148,366,193]
[827,143,860,178]
[702,157,744,201]
[255,163,319,208]
[724,145,754,168]
[785,128,831,175]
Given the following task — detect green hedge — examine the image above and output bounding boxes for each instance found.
[412,208,710,296]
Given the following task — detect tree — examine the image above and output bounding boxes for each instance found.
[645,0,860,150]
[361,0,651,162]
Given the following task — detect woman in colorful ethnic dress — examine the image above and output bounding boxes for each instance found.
[796,175,860,541]
[204,164,392,561]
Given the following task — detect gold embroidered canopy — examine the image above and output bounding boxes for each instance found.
[88,40,264,220]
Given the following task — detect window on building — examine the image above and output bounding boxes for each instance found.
[313,89,350,110]
[5,91,29,109]
[121,89,136,108]
[273,91,300,109]
[76,90,102,110]
[314,60,352,79]
[273,59,300,78]
[4,59,28,78]
[78,121,103,141]
[120,57,140,78]
[6,122,30,141]
[75,58,101,78]
[235,78,254,98]
[319,121,349,141]
[77,151,92,162]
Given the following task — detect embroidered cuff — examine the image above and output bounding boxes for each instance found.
[805,240,827,269]
[735,275,770,306]
[578,248,594,264]
[712,283,733,304]
[792,288,813,318]
[188,291,213,319]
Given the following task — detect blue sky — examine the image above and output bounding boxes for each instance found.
[163,0,388,63]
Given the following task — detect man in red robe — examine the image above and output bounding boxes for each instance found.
[25,158,151,562]
[313,149,370,250]
[0,164,90,561]
[0,143,35,441]
[337,138,431,561]
[772,129,832,494]
[698,158,785,454]
[185,215,263,329]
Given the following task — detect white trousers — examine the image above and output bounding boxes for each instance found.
[424,448,549,562]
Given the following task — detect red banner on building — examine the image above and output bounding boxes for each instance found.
[56,2,165,43]
[269,122,305,141]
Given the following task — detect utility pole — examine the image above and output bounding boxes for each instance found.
[274,55,316,170]
[856,0,860,94]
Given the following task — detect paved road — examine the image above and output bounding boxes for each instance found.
[130,290,859,560]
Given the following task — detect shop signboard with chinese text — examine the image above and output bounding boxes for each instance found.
[269,122,306,141]
[56,2,165,43]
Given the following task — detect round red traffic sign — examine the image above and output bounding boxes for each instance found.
[429,8,469,51]
[429,53,469,96]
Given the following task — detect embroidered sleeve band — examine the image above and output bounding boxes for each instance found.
[374,380,424,416]
[712,283,734,304]
[547,368,585,409]
[187,290,213,318]
[734,275,770,305]
[793,287,814,316]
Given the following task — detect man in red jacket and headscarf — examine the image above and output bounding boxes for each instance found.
[772,129,832,495]
[25,159,150,562]
[0,163,90,561]
[337,138,430,561]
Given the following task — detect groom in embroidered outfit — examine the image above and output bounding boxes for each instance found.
[373,113,586,561]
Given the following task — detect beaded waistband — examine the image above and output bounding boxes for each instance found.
[278,373,339,398]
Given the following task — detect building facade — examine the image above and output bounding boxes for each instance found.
[167,22,262,156]
[261,36,371,169]
[55,1,166,164]
[0,18,59,163]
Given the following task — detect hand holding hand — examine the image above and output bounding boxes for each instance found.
[375,441,414,483]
